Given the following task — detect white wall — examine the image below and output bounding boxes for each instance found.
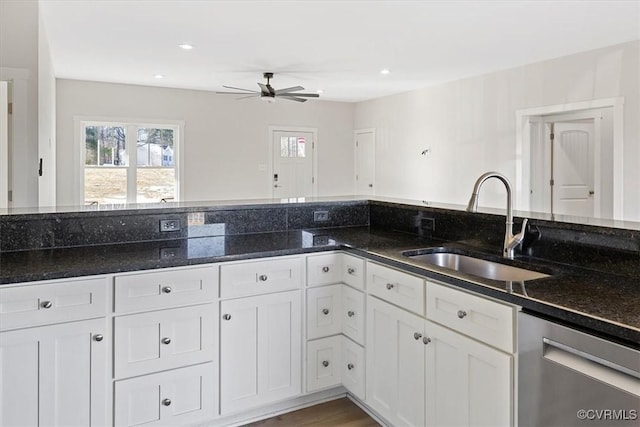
[354,40,640,221]
[56,80,355,205]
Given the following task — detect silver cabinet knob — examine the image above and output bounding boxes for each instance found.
[414,332,422,340]
[162,398,171,406]
[41,301,53,309]
[423,337,432,345]
[386,283,394,290]
[93,334,104,342]
[347,267,355,275]
[322,308,330,315]
[347,363,354,370]
[347,310,355,317]
[162,286,172,294]
[457,310,467,319]
[161,337,171,345]
[222,314,231,320]
[322,360,330,367]
[258,274,268,281]
[322,266,330,273]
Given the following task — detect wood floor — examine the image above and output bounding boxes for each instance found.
[244,398,380,427]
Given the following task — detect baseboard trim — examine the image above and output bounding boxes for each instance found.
[346,393,390,426]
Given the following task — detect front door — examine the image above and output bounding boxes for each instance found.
[272,130,315,199]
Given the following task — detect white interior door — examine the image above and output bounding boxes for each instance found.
[552,121,595,217]
[272,130,315,199]
[354,129,375,195]
[0,81,8,209]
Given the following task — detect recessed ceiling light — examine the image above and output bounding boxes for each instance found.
[178,43,193,50]
[380,69,391,75]
[154,74,165,79]
[316,89,323,94]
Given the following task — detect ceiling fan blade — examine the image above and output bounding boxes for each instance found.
[222,85,258,93]
[236,94,260,100]
[279,95,307,103]
[275,86,304,95]
[257,82,273,94]
[285,93,320,98]
[217,91,257,95]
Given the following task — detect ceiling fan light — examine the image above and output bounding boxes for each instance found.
[380,69,391,75]
[260,96,275,103]
[178,43,194,50]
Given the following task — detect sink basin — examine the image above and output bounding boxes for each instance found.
[404,251,550,282]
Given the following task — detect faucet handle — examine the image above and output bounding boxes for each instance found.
[518,218,529,236]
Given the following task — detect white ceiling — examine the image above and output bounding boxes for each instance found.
[40,0,640,102]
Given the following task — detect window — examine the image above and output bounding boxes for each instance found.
[280,136,306,158]
[81,120,181,204]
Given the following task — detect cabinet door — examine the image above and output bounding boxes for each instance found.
[342,285,365,345]
[342,336,365,401]
[366,296,425,427]
[114,304,215,378]
[306,336,342,392]
[307,253,344,286]
[426,320,513,427]
[307,284,342,339]
[114,362,216,427]
[0,318,107,427]
[220,290,302,414]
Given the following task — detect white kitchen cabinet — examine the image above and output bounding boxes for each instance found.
[306,335,343,392]
[367,261,425,316]
[307,252,366,290]
[220,256,302,298]
[220,289,302,414]
[342,335,365,401]
[0,318,107,426]
[307,284,343,339]
[114,362,216,427]
[114,303,215,378]
[425,320,512,427]
[366,296,426,427]
[342,284,365,345]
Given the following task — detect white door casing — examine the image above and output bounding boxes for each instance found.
[269,127,317,199]
[354,129,375,195]
[0,81,8,209]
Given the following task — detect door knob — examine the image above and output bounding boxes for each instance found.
[162,286,172,294]
[222,314,231,320]
[457,310,467,319]
[423,337,432,345]
[386,283,394,290]
[161,337,171,345]
[93,334,104,342]
[347,267,355,275]
[414,332,422,340]
[41,301,53,309]
[347,363,354,370]
[347,310,355,317]
[322,266,330,273]
[162,398,171,406]
[258,274,268,281]
[322,360,330,367]
[322,308,330,315]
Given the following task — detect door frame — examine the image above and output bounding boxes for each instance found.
[354,128,376,195]
[515,97,624,219]
[268,126,318,199]
[0,81,8,209]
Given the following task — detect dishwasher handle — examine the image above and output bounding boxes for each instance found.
[543,337,640,397]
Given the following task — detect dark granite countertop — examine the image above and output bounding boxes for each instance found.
[1,226,638,346]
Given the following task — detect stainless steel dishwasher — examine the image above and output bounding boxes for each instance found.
[518,312,640,426]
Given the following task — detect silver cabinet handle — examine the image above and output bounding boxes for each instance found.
[322,266,330,273]
[457,310,467,319]
[322,360,330,367]
[41,301,53,309]
[347,310,355,317]
[162,398,171,406]
[162,286,172,294]
[93,334,104,342]
[423,337,432,345]
[347,363,354,370]
[258,274,268,281]
[414,332,422,340]
[161,337,171,345]
[222,314,231,320]
[322,308,330,315]
[347,267,355,275]
[386,283,394,290]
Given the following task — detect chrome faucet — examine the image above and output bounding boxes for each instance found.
[466,172,528,259]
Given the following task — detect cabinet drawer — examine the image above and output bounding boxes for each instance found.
[342,254,365,290]
[307,336,342,392]
[307,284,342,340]
[220,256,302,298]
[342,336,365,401]
[0,277,107,331]
[114,304,215,378]
[307,253,344,287]
[342,285,365,345]
[114,266,217,313]
[114,362,216,427]
[426,282,514,353]
[367,262,425,316]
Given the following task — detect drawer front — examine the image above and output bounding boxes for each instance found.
[342,285,365,345]
[307,284,342,340]
[0,278,107,331]
[342,254,365,290]
[367,262,425,316]
[220,256,302,298]
[426,282,514,353]
[114,266,218,313]
[114,304,215,378]
[307,253,344,287]
[307,336,342,392]
[342,336,365,401]
[114,362,216,427]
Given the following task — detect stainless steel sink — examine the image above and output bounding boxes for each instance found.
[404,252,550,282]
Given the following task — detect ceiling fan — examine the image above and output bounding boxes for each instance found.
[217,72,320,103]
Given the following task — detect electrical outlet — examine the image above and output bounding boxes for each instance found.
[421,217,435,232]
[159,247,179,259]
[160,219,181,232]
[313,210,330,222]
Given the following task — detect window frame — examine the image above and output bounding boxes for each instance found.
[75,116,184,205]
